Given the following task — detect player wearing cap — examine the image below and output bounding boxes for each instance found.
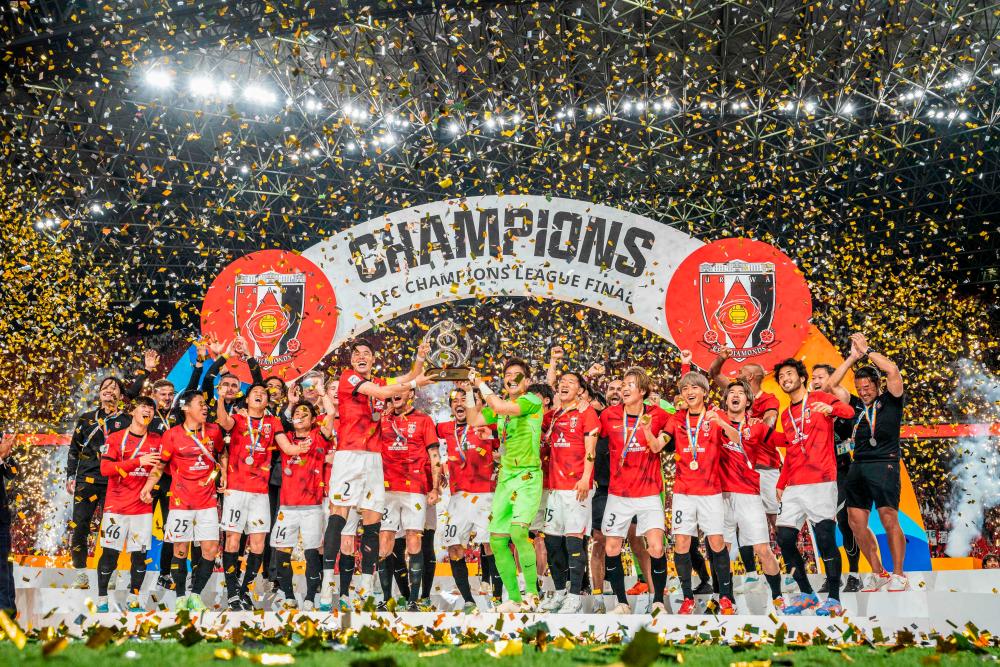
[318,339,432,611]
[465,359,544,613]
[142,390,226,611]
[539,371,600,614]
[717,380,785,607]
[663,371,739,615]
[773,358,855,616]
[96,396,162,612]
[375,387,441,611]
[599,367,671,615]
[271,401,336,609]
[439,388,497,613]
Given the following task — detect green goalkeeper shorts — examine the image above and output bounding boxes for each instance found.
[489,465,543,534]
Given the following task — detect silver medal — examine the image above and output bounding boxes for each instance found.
[284,466,292,476]
[244,455,254,465]
[869,437,877,446]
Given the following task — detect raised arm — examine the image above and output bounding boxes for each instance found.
[202,337,232,396]
[216,395,236,432]
[356,374,432,401]
[125,349,160,399]
[828,337,864,403]
[391,341,431,385]
[546,346,564,389]
[853,333,903,398]
[183,341,209,395]
[464,387,489,428]
[706,349,732,391]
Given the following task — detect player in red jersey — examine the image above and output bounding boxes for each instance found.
[141,390,226,611]
[600,367,671,615]
[270,401,336,609]
[773,358,855,616]
[374,387,441,610]
[96,396,162,613]
[539,371,600,614]
[717,380,785,606]
[216,384,301,610]
[662,372,740,616]
[439,388,497,613]
[319,339,432,611]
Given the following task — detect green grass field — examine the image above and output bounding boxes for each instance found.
[2,639,999,666]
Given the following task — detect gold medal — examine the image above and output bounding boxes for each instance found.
[689,460,699,471]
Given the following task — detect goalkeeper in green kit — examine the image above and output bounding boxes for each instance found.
[466,358,544,612]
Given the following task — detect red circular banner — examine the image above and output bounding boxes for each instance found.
[665,238,812,375]
[201,249,338,383]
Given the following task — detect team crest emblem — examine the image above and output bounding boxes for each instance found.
[235,271,305,360]
[699,259,775,361]
[569,416,579,429]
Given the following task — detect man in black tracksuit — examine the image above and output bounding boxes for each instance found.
[0,432,16,615]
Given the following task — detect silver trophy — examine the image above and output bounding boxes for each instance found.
[422,319,473,382]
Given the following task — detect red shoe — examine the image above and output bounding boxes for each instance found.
[677,597,696,615]
[718,597,736,615]
[626,581,649,595]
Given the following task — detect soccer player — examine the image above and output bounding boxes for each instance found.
[142,390,226,611]
[539,372,599,613]
[66,376,131,588]
[216,384,297,610]
[811,363,863,594]
[773,357,855,616]
[318,339,431,611]
[374,387,441,610]
[439,388,497,613]
[599,367,671,614]
[663,371,739,615]
[466,359,544,612]
[271,401,335,609]
[717,380,786,606]
[96,396,162,612]
[830,333,908,592]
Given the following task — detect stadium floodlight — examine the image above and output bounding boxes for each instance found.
[243,84,277,105]
[144,69,174,89]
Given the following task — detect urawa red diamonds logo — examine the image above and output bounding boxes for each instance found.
[201,249,338,383]
[665,238,812,373]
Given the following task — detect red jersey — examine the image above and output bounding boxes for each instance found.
[600,404,671,498]
[280,427,332,507]
[438,422,496,494]
[543,404,600,491]
[225,413,282,494]
[100,429,162,515]
[160,423,226,511]
[776,390,855,490]
[337,369,387,453]
[718,417,773,495]
[751,391,782,468]
[665,408,726,496]
[380,409,438,494]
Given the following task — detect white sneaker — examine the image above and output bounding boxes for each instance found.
[357,574,375,599]
[862,571,892,592]
[71,572,90,589]
[125,593,142,611]
[610,602,631,615]
[559,593,583,614]
[479,581,493,596]
[780,575,798,593]
[495,599,521,613]
[735,574,760,594]
[302,599,315,611]
[650,601,667,615]
[540,590,566,612]
[887,573,910,592]
[591,596,606,614]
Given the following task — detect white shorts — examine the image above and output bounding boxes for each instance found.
[221,489,271,534]
[723,492,771,546]
[530,491,549,532]
[442,492,492,547]
[425,503,438,532]
[329,451,386,512]
[165,507,220,543]
[543,489,594,536]
[776,481,838,528]
[672,493,725,537]
[99,513,153,553]
[343,507,361,537]
[603,494,665,538]
[381,491,427,533]
[271,505,326,550]
[758,468,780,514]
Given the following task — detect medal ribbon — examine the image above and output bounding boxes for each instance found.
[185,425,217,465]
[686,411,706,467]
[785,392,810,451]
[851,402,878,444]
[619,406,645,468]
[455,424,469,463]
[245,416,264,463]
[123,432,148,460]
[729,420,754,469]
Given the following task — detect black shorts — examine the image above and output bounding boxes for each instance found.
[845,460,901,511]
[591,487,609,534]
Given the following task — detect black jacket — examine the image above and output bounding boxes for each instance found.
[66,407,131,484]
[0,456,14,525]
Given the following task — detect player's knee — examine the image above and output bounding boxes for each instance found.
[249,533,266,552]
[775,526,799,552]
[447,545,465,560]
[604,538,623,557]
[706,534,725,552]
[201,542,220,560]
[405,533,422,554]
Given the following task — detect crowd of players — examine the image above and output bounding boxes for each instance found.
[64,331,907,617]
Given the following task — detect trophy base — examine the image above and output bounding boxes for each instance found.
[425,367,472,382]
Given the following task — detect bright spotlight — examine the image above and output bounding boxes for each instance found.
[243,84,277,105]
[144,69,174,89]
[188,75,215,96]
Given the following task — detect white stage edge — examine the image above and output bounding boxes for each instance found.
[13,566,1000,641]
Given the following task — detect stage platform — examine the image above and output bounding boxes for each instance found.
[12,566,1000,642]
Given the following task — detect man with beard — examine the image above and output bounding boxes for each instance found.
[66,377,131,588]
[439,388,497,612]
[810,363,863,594]
[773,358,855,616]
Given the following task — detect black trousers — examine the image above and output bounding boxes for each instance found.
[70,480,106,569]
[0,522,14,613]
